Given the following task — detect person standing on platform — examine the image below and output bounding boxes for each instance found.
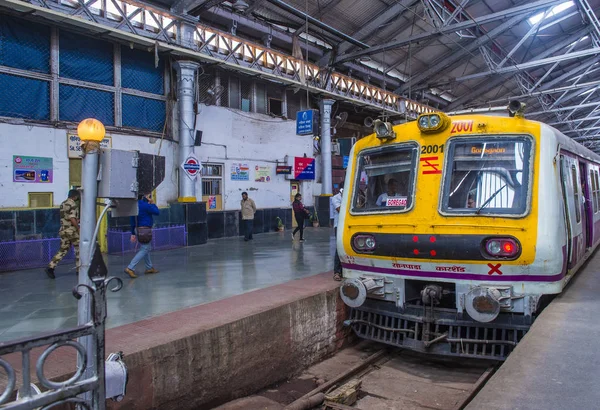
[292,193,310,242]
[45,190,80,279]
[332,188,344,281]
[125,192,160,279]
[241,191,257,241]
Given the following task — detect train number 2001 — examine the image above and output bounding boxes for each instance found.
[421,144,444,154]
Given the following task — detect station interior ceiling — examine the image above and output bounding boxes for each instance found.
[164,0,600,149]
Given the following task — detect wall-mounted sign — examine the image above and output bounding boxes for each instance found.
[181,154,202,180]
[276,166,292,175]
[294,157,315,180]
[13,156,53,183]
[296,109,319,135]
[208,195,217,209]
[343,156,349,169]
[68,132,112,158]
[255,165,271,182]
[231,163,249,181]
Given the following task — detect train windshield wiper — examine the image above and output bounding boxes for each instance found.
[475,184,507,214]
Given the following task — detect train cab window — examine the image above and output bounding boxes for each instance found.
[441,137,533,216]
[351,144,418,213]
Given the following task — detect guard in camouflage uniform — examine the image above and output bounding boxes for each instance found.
[45,190,80,279]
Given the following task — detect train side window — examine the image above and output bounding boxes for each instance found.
[351,144,418,213]
[440,137,532,216]
[572,165,581,223]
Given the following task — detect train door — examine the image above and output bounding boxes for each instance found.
[560,155,585,268]
[580,162,593,248]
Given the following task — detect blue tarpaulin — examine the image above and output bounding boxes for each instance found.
[59,85,114,125]
[0,73,49,120]
[122,94,165,132]
[59,30,113,86]
[0,16,50,73]
[121,46,164,95]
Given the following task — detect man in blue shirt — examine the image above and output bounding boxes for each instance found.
[125,192,160,279]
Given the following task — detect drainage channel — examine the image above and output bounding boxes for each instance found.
[216,341,498,410]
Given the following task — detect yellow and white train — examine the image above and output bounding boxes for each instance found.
[337,103,600,360]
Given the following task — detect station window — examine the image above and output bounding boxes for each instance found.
[202,163,223,211]
[441,137,533,216]
[268,98,283,116]
[351,143,418,213]
[28,192,53,208]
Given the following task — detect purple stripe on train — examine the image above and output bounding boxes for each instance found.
[341,262,565,282]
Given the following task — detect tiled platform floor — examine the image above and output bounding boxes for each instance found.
[0,228,336,342]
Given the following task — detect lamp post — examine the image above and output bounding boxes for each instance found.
[77,118,105,398]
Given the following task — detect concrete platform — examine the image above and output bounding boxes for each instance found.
[467,250,600,410]
[0,272,349,409]
[0,228,335,342]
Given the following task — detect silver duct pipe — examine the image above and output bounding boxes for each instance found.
[320,99,334,195]
[174,60,200,202]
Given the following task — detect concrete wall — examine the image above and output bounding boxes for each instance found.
[0,124,178,208]
[0,105,317,210]
[196,105,317,209]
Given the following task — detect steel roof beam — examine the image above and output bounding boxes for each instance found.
[264,0,368,48]
[443,29,590,111]
[334,0,564,64]
[485,80,600,104]
[537,58,599,91]
[528,101,600,116]
[394,13,525,94]
[437,48,600,86]
[549,115,600,125]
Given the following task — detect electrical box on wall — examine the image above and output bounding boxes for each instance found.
[97,149,138,199]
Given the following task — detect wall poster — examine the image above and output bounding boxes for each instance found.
[231,163,249,181]
[254,165,271,182]
[13,156,53,183]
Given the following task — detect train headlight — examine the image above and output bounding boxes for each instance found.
[352,234,376,253]
[416,112,450,133]
[373,120,396,140]
[483,237,520,259]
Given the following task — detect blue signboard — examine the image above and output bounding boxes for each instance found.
[296,110,316,135]
[343,156,349,169]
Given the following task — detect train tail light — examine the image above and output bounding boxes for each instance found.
[483,238,520,258]
[352,235,376,252]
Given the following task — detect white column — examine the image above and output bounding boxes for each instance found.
[320,99,335,195]
[174,60,200,201]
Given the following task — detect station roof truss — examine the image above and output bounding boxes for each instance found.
[2,0,599,148]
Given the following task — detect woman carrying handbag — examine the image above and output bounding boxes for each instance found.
[125,192,160,278]
[291,193,310,242]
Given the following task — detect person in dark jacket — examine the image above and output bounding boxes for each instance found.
[292,193,310,241]
[124,192,160,278]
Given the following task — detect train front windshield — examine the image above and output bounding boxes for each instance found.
[441,136,533,216]
[351,143,418,213]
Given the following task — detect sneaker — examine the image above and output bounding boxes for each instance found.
[45,267,55,279]
[124,268,138,279]
[300,238,305,242]
[145,268,159,274]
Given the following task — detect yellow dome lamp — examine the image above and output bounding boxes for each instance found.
[77,118,105,153]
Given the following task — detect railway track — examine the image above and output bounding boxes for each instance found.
[218,341,499,410]
[285,342,497,410]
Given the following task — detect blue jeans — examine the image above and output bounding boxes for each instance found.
[128,242,152,270]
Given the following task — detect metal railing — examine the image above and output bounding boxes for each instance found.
[107,225,187,254]
[0,238,74,273]
[0,275,123,409]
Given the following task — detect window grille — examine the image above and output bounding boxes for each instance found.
[28,192,53,208]
[202,163,223,196]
